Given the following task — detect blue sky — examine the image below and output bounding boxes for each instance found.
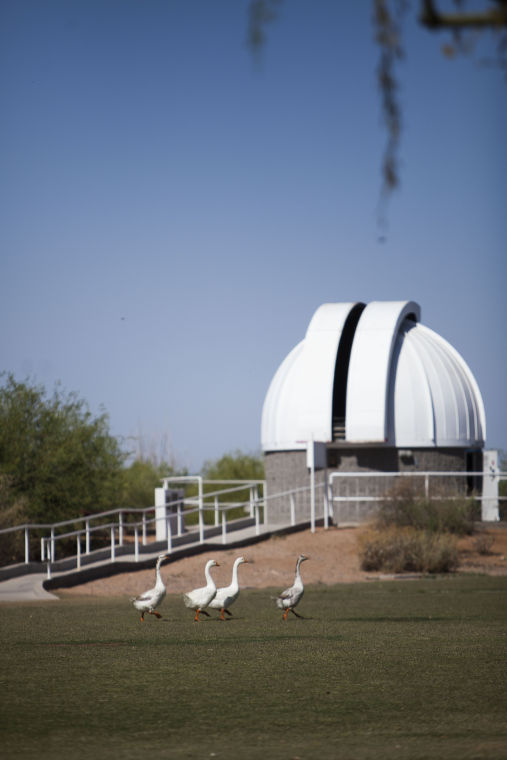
[1,0,506,472]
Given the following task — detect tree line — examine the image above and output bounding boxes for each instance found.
[0,373,264,563]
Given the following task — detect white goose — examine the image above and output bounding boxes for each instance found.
[183,559,220,621]
[131,553,169,621]
[276,553,309,621]
[208,556,249,620]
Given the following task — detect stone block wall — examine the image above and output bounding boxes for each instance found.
[264,451,327,524]
[264,446,476,525]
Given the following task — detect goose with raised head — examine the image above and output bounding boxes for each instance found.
[208,556,249,620]
[183,559,220,621]
[275,554,309,621]
[131,553,169,621]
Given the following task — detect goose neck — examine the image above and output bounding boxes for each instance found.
[295,558,304,583]
[205,563,216,587]
[231,560,241,589]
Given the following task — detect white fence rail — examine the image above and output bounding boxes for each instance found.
[328,470,505,524]
[0,471,504,580]
[0,480,266,576]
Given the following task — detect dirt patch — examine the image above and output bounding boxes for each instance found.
[57,523,507,599]
[456,523,507,576]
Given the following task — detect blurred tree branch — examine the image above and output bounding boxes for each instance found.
[247,0,507,225]
[420,0,507,30]
[247,0,284,52]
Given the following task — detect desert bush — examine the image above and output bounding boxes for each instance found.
[376,480,476,535]
[358,526,459,574]
[472,532,494,555]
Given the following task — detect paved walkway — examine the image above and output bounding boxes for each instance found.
[0,573,59,602]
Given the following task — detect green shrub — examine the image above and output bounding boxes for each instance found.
[182,450,265,525]
[358,526,459,574]
[0,484,29,565]
[119,458,187,509]
[0,374,126,525]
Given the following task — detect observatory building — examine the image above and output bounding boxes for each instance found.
[261,301,489,522]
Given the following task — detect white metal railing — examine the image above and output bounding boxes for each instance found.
[0,479,266,575]
[328,470,506,524]
[1,471,504,579]
[328,470,506,497]
[38,497,266,580]
[162,478,264,544]
[262,482,327,531]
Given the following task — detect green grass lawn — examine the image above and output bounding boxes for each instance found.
[1,576,506,760]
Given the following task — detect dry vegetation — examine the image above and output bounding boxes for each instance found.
[57,522,507,599]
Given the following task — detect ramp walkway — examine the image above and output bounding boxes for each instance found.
[0,518,315,602]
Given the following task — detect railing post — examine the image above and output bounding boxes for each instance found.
[327,477,334,526]
[24,528,30,564]
[177,503,183,536]
[142,512,147,545]
[110,526,115,562]
[198,480,204,544]
[222,510,227,545]
[328,477,334,526]
[134,526,139,562]
[290,493,296,526]
[166,516,172,553]
[310,452,316,534]
[249,487,254,517]
[76,535,81,569]
[199,503,204,544]
[425,473,430,500]
[50,528,55,562]
[323,485,329,530]
[255,499,260,536]
[85,519,90,554]
[214,495,219,527]
[119,511,124,547]
[42,538,51,579]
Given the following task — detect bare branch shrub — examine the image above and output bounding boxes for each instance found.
[358,526,459,574]
[472,532,495,555]
[376,479,476,535]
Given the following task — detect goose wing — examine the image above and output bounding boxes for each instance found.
[278,584,295,600]
[135,589,155,602]
[184,584,217,608]
[133,580,160,601]
[209,584,237,609]
[276,583,304,608]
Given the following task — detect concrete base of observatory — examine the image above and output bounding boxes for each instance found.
[264,447,484,525]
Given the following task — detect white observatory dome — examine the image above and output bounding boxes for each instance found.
[261,301,486,451]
